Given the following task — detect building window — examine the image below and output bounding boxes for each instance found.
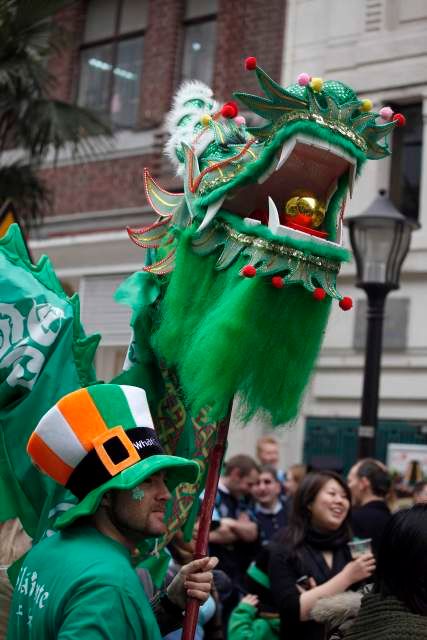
[78,0,147,129]
[181,0,217,86]
[389,103,422,221]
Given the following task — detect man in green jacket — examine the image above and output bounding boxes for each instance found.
[7,384,217,639]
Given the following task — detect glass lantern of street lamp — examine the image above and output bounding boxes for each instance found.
[344,190,418,292]
[344,189,418,460]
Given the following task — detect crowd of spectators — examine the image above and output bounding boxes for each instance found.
[2,434,426,640]
[204,436,427,640]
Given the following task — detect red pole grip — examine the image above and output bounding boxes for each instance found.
[182,411,231,640]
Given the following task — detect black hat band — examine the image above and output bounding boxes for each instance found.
[66,427,164,499]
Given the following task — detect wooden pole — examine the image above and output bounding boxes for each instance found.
[182,409,232,640]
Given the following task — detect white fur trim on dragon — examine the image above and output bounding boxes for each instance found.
[164,80,219,176]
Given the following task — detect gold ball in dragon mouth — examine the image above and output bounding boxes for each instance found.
[285,196,325,228]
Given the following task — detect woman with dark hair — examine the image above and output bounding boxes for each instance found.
[343,503,427,638]
[268,471,375,640]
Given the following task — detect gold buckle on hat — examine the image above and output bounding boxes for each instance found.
[93,426,140,477]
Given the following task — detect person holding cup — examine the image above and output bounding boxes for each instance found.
[268,471,375,640]
[347,459,391,556]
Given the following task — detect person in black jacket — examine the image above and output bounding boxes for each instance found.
[209,455,260,629]
[268,471,375,640]
[347,459,391,556]
[344,504,427,639]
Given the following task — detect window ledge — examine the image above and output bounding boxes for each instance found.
[30,206,153,239]
[1,126,162,169]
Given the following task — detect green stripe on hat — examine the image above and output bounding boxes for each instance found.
[247,562,270,589]
[87,384,136,431]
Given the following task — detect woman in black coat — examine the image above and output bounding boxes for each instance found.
[268,471,375,640]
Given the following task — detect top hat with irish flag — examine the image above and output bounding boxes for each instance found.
[27,383,199,529]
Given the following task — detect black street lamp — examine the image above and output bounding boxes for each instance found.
[345,190,418,459]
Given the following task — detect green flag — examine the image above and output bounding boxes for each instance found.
[0,224,99,540]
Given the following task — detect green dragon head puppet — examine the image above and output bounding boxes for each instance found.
[128,59,403,427]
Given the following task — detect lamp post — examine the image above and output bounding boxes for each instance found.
[344,190,418,459]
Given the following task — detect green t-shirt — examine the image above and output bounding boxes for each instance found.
[7,525,161,640]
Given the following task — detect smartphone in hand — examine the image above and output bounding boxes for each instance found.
[295,575,313,590]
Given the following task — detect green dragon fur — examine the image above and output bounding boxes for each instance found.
[152,229,332,425]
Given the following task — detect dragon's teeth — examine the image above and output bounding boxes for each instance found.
[268,196,280,231]
[244,217,261,226]
[315,138,331,152]
[276,139,296,171]
[326,179,338,208]
[197,197,225,232]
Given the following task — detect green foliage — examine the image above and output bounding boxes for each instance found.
[0,0,111,227]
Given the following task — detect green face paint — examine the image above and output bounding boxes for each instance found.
[131,487,145,502]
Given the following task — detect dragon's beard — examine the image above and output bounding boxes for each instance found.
[153,230,331,426]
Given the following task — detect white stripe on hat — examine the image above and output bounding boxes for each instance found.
[35,405,88,468]
[121,386,155,430]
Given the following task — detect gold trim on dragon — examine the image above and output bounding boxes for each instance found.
[218,221,341,273]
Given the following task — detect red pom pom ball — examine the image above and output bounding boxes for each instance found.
[313,287,326,301]
[245,56,257,71]
[271,276,284,289]
[221,101,238,119]
[241,264,257,278]
[393,113,406,127]
[339,296,353,311]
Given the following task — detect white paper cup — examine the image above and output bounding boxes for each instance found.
[348,538,372,558]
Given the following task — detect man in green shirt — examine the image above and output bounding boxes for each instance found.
[7,384,217,639]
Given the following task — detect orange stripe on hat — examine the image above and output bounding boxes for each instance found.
[57,388,108,452]
[27,432,74,485]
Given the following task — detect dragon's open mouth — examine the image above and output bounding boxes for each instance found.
[131,62,398,309]
[203,134,355,249]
